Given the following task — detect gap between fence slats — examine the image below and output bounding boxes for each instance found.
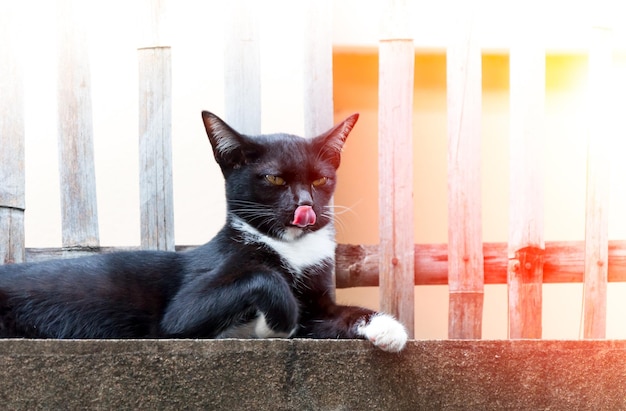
[446,10,483,339]
[508,35,546,338]
[583,26,613,339]
[56,0,99,248]
[378,0,415,338]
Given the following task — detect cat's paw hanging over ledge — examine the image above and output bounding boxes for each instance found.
[357,313,408,353]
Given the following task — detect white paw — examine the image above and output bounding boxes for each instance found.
[253,312,296,338]
[357,313,408,352]
[216,312,296,339]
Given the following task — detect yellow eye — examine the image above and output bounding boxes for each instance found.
[265,175,286,186]
[312,177,328,187]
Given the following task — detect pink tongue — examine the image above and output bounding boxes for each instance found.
[291,205,316,228]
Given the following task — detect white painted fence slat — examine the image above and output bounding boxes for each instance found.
[508,38,546,339]
[378,0,415,338]
[138,47,174,251]
[56,0,99,248]
[138,0,174,251]
[0,3,25,264]
[224,0,261,135]
[137,0,175,251]
[583,26,613,339]
[302,0,333,139]
[446,11,483,339]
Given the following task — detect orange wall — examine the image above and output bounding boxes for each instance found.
[332,51,591,245]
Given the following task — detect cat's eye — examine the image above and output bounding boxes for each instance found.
[312,177,328,187]
[265,175,286,186]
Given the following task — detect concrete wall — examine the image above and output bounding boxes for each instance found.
[1,339,625,410]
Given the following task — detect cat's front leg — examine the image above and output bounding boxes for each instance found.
[161,270,299,338]
[298,298,408,352]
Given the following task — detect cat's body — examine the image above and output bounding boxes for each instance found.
[0,111,408,352]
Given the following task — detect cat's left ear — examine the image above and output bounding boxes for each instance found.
[315,113,359,169]
[201,111,260,170]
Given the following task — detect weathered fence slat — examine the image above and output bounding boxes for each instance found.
[0,3,25,264]
[301,0,337,293]
[138,0,174,251]
[56,0,99,248]
[508,35,546,338]
[138,47,174,251]
[583,26,613,339]
[302,0,333,139]
[378,0,415,337]
[446,10,483,339]
[224,0,261,134]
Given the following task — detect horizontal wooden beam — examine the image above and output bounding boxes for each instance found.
[22,240,626,287]
[24,246,195,263]
[335,240,626,287]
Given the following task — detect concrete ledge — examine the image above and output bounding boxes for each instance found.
[1,339,626,410]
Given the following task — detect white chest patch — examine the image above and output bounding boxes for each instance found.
[231,217,336,275]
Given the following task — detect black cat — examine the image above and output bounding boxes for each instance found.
[0,111,408,352]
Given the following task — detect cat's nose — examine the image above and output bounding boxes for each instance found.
[296,188,313,206]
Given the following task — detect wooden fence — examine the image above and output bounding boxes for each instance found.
[0,0,621,341]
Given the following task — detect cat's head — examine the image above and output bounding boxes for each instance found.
[201,111,358,241]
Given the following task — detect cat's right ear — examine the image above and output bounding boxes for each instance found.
[315,113,359,169]
[201,111,257,169]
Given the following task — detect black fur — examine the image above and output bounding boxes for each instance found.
[0,111,401,345]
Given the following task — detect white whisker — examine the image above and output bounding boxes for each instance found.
[322,202,360,235]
